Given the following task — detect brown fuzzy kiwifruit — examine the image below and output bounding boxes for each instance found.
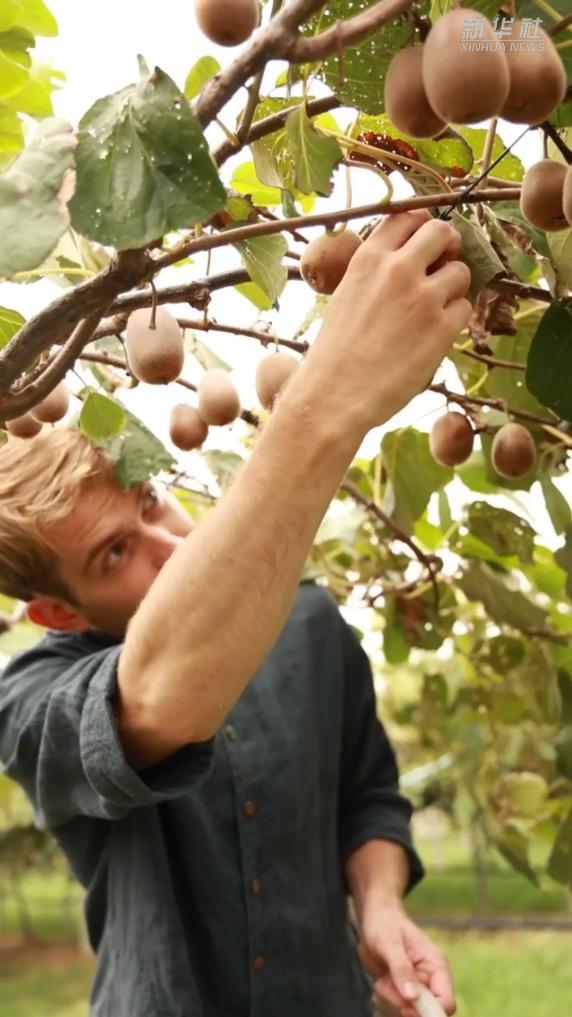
[125,306,185,385]
[169,404,209,451]
[384,46,447,139]
[429,412,474,467]
[563,165,572,227]
[198,370,240,426]
[520,160,568,232]
[194,0,259,47]
[300,230,363,295]
[255,351,299,410]
[500,21,567,125]
[6,413,43,439]
[31,382,70,423]
[423,9,510,124]
[491,422,536,479]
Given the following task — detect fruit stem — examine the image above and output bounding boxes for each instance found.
[534,0,571,29]
[149,280,158,330]
[343,157,394,204]
[540,121,572,166]
[478,118,498,191]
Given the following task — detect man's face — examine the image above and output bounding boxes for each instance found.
[41,476,193,637]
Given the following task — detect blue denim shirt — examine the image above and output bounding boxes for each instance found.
[0,581,423,1016]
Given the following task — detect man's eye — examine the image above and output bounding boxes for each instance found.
[106,542,127,569]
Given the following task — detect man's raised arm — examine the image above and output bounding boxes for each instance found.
[117,210,471,769]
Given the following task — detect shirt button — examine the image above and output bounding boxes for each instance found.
[250,877,262,895]
[225,724,237,741]
[252,954,266,972]
[243,800,257,818]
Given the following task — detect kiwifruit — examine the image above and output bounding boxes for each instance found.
[169,404,209,451]
[255,351,299,410]
[197,370,240,426]
[300,230,363,295]
[429,412,474,466]
[194,0,259,47]
[520,160,568,232]
[500,21,567,125]
[31,382,70,423]
[423,9,510,124]
[6,413,43,438]
[563,164,572,227]
[491,422,536,479]
[125,306,185,385]
[384,46,447,139]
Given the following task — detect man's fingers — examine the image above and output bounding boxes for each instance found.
[429,966,457,1015]
[373,973,407,1011]
[381,937,419,1002]
[443,296,473,338]
[430,260,472,305]
[366,209,432,253]
[405,218,461,271]
[427,231,463,274]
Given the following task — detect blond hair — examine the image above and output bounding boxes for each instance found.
[0,428,114,602]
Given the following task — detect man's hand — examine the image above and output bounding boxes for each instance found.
[357,902,455,1017]
[309,208,472,432]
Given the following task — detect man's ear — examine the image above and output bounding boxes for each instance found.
[27,597,90,632]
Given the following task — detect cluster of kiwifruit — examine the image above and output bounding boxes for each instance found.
[384,8,566,139]
[429,411,536,478]
[194,0,259,47]
[6,381,70,438]
[520,160,572,232]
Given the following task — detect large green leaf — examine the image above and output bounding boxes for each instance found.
[80,392,126,441]
[431,0,504,19]
[306,0,412,114]
[485,310,548,416]
[526,301,572,422]
[285,105,342,196]
[493,200,550,260]
[0,305,24,347]
[451,210,505,301]
[555,529,572,599]
[541,478,572,538]
[0,103,23,166]
[10,0,58,37]
[548,808,572,886]
[354,114,474,176]
[96,407,175,490]
[459,559,548,630]
[184,55,220,101]
[456,127,524,183]
[0,116,76,277]
[69,67,226,249]
[234,231,288,306]
[382,429,452,534]
[547,228,572,293]
[466,501,535,562]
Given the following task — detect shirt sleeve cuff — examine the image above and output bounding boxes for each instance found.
[340,816,425,896]
[80,644,215,814]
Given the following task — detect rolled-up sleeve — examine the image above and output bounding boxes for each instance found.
[0,642,214,830]
[337,618,424,894]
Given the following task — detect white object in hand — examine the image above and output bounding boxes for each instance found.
[413,985,448,1017]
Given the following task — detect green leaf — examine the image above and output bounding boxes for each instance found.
[547,228,572,293]
[69,67,226,249]
[0,305,24,347]
[230,160,284,207]
[184,55,220,101]
[555,726,572,781]
[383,599,411,665]
[234,231,288,306]
[541,478,572,537]
[382,429,452,534]
[431,0,504,18]
[0,117,76,277]
[306,0,412,114]
[97,407,175,490]
[450,210,504,301]
[493,200,550,259]
[458,559,548,631]
[456,451,498,494]
[485,310,548,416]
[0,102,23,165]
[548,808,572,886]
[203,449,244,492]
[438,489,453,532]
[457,127,524,183]
[495,825,538,886]
[0,1,24,33]
[466,501,535,563]
[555,529,572,599]
[80,392,126,441]
[526,301,572,422]
[285,105,342,196]
[354,114,474,176]
[12,0,58,37]
[6,61,64,117]
[189,334,231,373]
[0,45,28,99]
[234,280,273,310]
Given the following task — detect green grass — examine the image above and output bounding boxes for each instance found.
[0,947,93,1017]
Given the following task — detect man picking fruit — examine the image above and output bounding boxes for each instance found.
[0,210,471,1017]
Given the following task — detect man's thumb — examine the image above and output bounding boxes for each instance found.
[383,940,419,1001]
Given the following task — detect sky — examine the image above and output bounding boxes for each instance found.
[1,0,569,575]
